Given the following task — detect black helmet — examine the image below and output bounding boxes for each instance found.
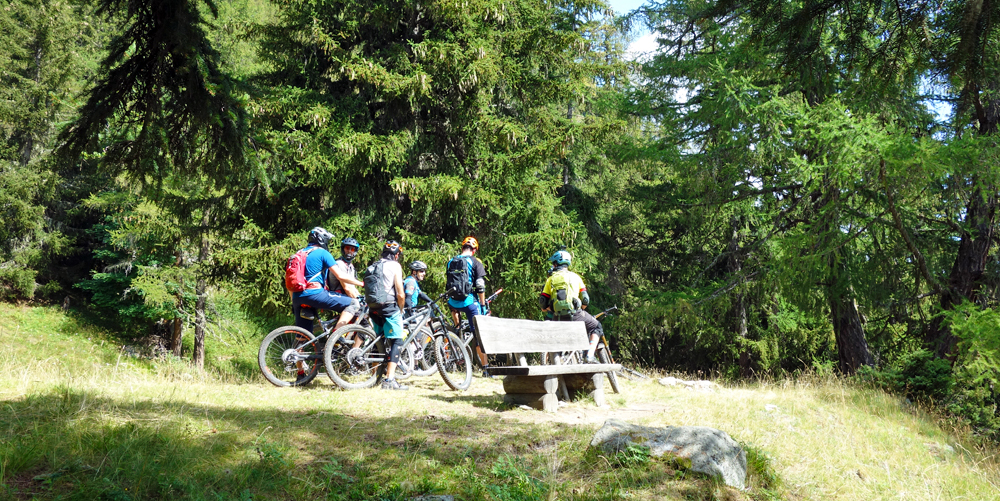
[340,237,360,263]
[409,260,427,271]
[382,240,402,257]
[307,227,333,250]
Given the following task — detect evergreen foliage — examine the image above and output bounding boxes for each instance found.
[1,0,999,437]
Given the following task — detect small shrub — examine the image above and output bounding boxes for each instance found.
[855,349,953,403]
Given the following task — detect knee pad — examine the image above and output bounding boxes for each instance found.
[342,298,360,316]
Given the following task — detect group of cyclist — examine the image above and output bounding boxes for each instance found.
[286,228,604,390]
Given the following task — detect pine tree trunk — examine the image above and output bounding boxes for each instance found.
[822,192,873,374]
[172,250,184,356]
[830,292,873,374]
[193,211,210,370]
[928,90,1000,358]
[929,188,997,357]
[726,216,751,377]
[171,317,183,357]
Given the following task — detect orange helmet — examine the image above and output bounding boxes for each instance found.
[461,236,479,250]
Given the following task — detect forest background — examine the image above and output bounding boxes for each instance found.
[2,0,999,439]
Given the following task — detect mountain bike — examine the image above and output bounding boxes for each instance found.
[257,297,371,387]
[403,289,477,378]
[323,294,473,390]
[541,305,621,394]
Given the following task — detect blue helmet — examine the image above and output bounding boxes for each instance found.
[549,249,571,266]
[307,227,333,250]
[340,237,359,262]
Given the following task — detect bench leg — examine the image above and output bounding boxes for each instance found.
[502,375,560,412]
[590,372,605,407]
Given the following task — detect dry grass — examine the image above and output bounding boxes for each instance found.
[0,303,998,500]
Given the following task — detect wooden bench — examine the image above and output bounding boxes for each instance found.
[473,315,622,412]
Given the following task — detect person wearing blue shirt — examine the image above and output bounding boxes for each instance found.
[446,236,489,372]
[403,260,428,309]
[290,228,363,334]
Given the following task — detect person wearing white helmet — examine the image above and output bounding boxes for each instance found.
[539,248,604,363]
[403,260,430,310]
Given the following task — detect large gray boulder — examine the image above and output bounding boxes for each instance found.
[590,419,747,489]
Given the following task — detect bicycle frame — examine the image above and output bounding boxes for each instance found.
[351,293,453,367]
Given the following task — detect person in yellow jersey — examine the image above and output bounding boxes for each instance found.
[538,248,604,363]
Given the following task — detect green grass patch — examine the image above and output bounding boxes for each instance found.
[1,303,998,500]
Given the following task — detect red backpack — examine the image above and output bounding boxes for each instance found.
[284,247,322,292]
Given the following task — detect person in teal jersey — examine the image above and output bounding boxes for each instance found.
[403,260,428,309]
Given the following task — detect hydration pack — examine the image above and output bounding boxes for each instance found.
[284,247,321,292]
[364,259,391,307]
[445,256,474,301]
[549,270,576,317]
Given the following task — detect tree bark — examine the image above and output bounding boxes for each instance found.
[822,191,873,374]
[927,87,1000,358]
[830,291,873,374]
[193,210,211,370]
[929,187,997,357]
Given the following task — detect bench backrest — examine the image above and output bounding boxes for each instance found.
[473,316,590,355]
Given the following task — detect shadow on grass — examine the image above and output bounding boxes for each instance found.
[0,383,755,501]
[425,392,507,410]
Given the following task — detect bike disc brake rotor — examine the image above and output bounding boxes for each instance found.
[282,348,306,366]
[345,347,368,371]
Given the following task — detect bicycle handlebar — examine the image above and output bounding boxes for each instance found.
[593,305,619,321]
[484,288,503,304]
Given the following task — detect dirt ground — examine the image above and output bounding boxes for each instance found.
[405,372,676,427]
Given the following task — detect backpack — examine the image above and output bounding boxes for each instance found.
[284,247,321,293]
[363,259,391,306]
[445,256,474,301]
[549,270,577,317]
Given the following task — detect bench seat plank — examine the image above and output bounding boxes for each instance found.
[473,316,590,354]
[488,363,621,376]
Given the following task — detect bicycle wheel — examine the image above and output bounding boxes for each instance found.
[434,328,473,391]
[258,326,320,387]
[324,324,381,389]
[411,327,438,377]
[597,343,621,394]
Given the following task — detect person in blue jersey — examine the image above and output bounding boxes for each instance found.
[290,228,363,334]
[445,236,489,372]
[403,260,429,310]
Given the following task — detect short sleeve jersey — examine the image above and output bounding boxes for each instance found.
[297,246,337,298]
[541,269,587,300]
[378,258,404,301]
[446,255,487,309]
[403,275,420,308]
[330,259,356,294]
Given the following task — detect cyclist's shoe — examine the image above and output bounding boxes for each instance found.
[381,378,409,391]
[294,371,310,385]
[482,365,495,379]
[586,355,598,364]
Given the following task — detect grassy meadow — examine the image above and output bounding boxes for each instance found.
[0,303,998,500]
